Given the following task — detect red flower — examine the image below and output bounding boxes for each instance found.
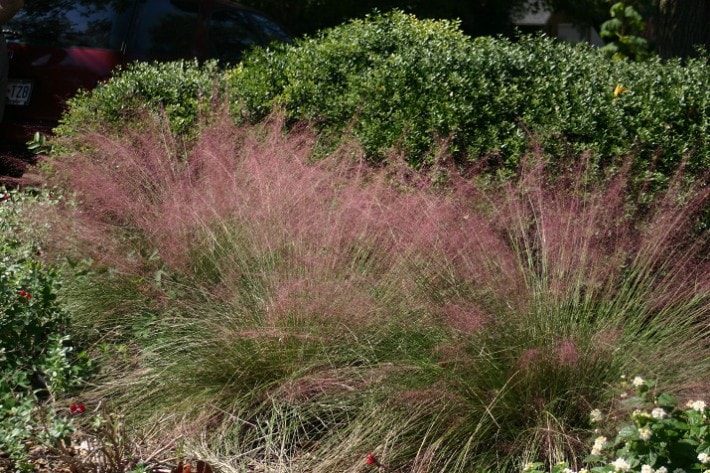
[18,289,32,300]
[365,453,380,466]
[69,402,86,415]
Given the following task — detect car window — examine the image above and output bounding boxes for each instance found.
[128,0,199,60]
[207,9,262,63]
[5,0,134,50]
[243,11,289,43]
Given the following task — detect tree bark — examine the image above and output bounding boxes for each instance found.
[655,0,710,58]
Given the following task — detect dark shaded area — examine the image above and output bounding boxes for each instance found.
[543,0,709,58]
[237,0,525,38]
[207,8,289,63]
[242,0,709,59]
[0,152,28,177]
[655,0,710,59]
[127,0,200,59]
[5,0,134,49]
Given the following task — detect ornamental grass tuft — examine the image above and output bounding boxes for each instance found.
[44,110,709,472]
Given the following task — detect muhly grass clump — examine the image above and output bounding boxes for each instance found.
[44,112,709,472]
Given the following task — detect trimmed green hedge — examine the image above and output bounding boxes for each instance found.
[56,60,223,138]
[227,11,708,180]
[56,12,708,183]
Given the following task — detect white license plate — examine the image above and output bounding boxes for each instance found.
[6,81,33,106]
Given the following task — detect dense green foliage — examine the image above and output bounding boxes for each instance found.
[229,12,708,181]
[55,13,709,184]
[55,60,223,138]
[525,377,710,473]
[0,189,83,470]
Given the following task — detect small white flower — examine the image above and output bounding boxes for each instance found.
[591,436,607,455]
[579,470,589,473]
[641,465,654,473]
[632,376,645,387]
[590,409,603,423]
[522,462,535,472]
[672,469,685,473]
[638,426,652,440]
[655,468,668,473]
[651,407,667,419]
[686,399,706,412]
[562,468,575,473]
[699,452,710,464]
[632,409,652,420]
[620,392,628,398]
[611,457,631,472]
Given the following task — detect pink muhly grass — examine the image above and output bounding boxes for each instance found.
[50,111,521,319]
[439,303,489,335]
[42,108,710,471]
[48,109,709,391]
[554,339,580,367]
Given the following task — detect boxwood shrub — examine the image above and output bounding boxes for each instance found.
[227,11,709,182]
[55,60,223,138]
[54,12,708,185]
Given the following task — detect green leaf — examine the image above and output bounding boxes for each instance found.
[656,393,678,409]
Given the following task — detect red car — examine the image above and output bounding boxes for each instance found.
[1,0,289,147]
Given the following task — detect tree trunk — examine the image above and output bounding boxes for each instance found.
[655,0,710,58]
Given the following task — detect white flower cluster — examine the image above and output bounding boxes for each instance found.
[686,399,706,412]
[638,426,652,441]
[591,436,607,455]
[651,407,667,419]
[698,452,710,464]
[589,409,603,423]
[632,376,645,387]
[610,457,631,471]
[635,467,671,473]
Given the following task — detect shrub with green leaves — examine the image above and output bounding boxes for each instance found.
[55,60,223,138]
[600,2,650,61]
[523,376,710,473]
[228,11,708,183]
[0,189,84,471]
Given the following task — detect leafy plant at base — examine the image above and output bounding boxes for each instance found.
[0,188,86,471]
[522,377,709,473]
